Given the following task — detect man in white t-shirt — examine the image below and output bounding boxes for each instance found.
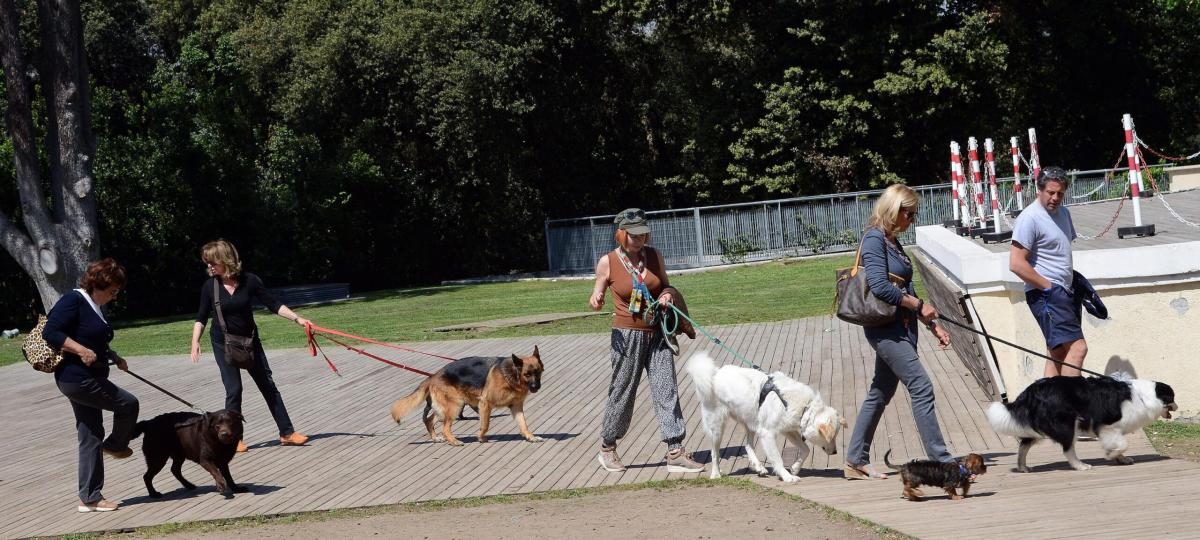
[1009,167,1087,377]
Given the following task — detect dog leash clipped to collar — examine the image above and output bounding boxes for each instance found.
[935,314,1110,379]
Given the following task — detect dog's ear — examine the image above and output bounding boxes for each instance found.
[229,410,244,423]
[818,422,834,442]
[532,345,540,359]
[511,354,524,369]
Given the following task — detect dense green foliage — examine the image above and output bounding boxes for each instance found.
[1,0,1197,325]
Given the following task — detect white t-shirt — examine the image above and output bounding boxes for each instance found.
[1011,199,1076,291]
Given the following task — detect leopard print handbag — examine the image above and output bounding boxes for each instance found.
[22,315,64,373]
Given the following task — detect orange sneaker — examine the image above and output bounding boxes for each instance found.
[279,432,309,446]
[235,440,248,453]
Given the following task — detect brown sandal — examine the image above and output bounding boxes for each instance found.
[843,462,888,480]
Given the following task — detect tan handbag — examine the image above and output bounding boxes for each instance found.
[22,315,64,373]
[835,237,906,327]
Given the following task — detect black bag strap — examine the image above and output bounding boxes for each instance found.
[212,277,229,335]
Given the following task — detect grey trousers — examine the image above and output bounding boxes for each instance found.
[600,328,686,450]
[847,331,952,465]
[57,376,140,504]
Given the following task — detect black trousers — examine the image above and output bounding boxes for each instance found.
[211,328,295,436]
[57,376,139,503]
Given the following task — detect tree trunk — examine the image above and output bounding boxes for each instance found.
[0,0,98,313]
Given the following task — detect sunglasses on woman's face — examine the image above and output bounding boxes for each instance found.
[904,210,918,219]
[622,209,646,221]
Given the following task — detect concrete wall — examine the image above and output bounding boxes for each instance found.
[916,225,1200,418]
[1167,165,1200,192]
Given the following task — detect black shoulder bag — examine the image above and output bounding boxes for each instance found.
[213,278,257,369]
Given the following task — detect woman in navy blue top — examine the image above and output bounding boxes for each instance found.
[43,258,139,513]
[843,185,956,481]
[189,239,313,452]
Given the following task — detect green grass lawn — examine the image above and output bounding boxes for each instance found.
[1145,419,1200,463]
[0,254,910,366]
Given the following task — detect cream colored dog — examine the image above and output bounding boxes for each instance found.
[685,351,845,483]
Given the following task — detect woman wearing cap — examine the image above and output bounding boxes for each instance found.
[587,208,703,473]
[843,184,955,480]
[189,239,311,452]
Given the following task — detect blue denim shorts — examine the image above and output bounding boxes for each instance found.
[1025,285,1084,350]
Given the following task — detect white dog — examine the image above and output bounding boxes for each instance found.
[685,351,845,482]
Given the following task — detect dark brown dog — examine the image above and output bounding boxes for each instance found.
[131,410,246,498]
[390,346,543,446]
[884,450,987,501]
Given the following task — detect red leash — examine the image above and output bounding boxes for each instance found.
[304,322,452,376]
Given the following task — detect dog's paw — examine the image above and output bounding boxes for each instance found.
[1015,466,1030,473]
[232,484,250,493]
[478,436,490,444]
[447,439,464,447]
[779,474,800,484]
[789,463,803,476]
[148,490,163,499]
[708,472,722,480]
[1071,462,1093,471]
[526,436,545,443]
[1114,455,1134,465]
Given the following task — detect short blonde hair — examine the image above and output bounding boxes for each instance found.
[867,184,919,235]
[201,239,242,278]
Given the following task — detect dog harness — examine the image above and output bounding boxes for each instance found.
[758,375,789,409]
[958,462,970,479]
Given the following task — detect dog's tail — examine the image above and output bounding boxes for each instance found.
[883,449,901,471]
[683,350,718,403]
[390,379,432,423]
[130,420,147,440]
[986,401,1028,437]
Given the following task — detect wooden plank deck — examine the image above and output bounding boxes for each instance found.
[0,316,1192,539]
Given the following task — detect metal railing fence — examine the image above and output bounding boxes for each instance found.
[545,167,1161,273]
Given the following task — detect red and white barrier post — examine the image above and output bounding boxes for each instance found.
[948,145,960,225]
[1028,128,1042,182]
[1117,113,1155,238]
[980,138,1012,243]
[1010,136,1024,211]
[951,141,970,228]
[968,137,987,227]
[985,139,1001,233]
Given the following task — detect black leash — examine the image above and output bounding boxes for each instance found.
[936,314,1110,379]
[109,360,201,410]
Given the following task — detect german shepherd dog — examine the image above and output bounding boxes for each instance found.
[130,410,246,498]
[390,346,544,446]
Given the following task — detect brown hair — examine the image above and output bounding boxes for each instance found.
[78,258,127,293]
[614,229,651,246]
[201,239,243,278]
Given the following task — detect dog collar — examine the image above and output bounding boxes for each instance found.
[958,462,969,478]
[758,375,789,408]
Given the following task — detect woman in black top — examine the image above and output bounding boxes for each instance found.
[44,258,139,513]
[189,239,312,451]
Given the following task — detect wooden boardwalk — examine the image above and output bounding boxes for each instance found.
[1,316,1193,539]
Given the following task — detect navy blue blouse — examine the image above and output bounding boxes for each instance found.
[43,290,113,383]
[195,273,284,338]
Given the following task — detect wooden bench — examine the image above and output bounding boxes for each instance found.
[253,283,353,309]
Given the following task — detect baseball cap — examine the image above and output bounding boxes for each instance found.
[614,208,651,235]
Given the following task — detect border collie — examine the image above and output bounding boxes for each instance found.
[685,351,845,483]
[987,374,1176,472]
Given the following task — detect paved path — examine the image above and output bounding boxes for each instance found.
[0,316,1189,539]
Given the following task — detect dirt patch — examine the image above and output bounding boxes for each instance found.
[160,484,897,540]
[1146,420,1200,462]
